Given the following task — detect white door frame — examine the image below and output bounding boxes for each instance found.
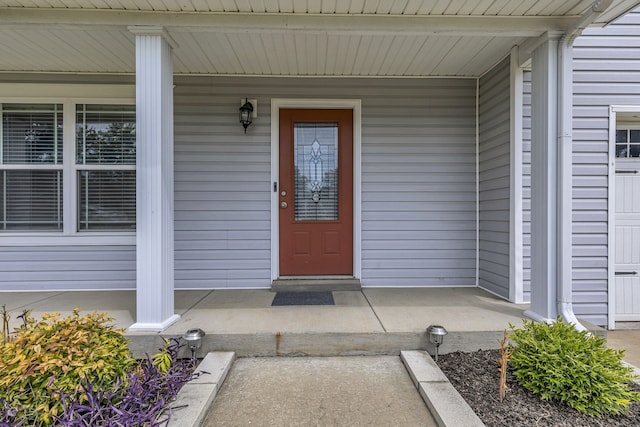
[270,98,362,281]
[607,105,640,329]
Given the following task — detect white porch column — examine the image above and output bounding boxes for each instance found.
[128,26,179,331]
[526,36,563,322]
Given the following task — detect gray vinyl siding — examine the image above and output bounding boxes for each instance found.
[571,9,640,326]
[174,76,478,288]
[522,8,640,326]
[0,246,135,290]
[173,76,271,289]
[478,57,511,298]
[0,75,476,290]
[0,74,136,292]
[359,80,477,287]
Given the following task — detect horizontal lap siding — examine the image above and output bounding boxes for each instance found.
[0,75,476,290]
[174,77,271,288]
[522,9,640,326]
[360,80,477,287]
[478,57,511,298]
[571,10,640,326]
[0,74,136,291]
[0,246,135,290]
[174,76,478,288]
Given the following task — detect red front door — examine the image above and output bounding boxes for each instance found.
[279,109,353,276]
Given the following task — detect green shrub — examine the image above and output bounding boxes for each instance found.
[0,309,135,425]
[509,318,640,417]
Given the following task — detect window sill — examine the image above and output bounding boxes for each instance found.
[0,233,136,246]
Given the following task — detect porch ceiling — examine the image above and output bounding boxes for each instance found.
[0,0,639,77]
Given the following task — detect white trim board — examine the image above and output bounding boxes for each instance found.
[0,84,135,100]
[270,98,362,281]
[509,48,525,304]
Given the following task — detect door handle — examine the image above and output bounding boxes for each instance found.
[281,201,288,209]
[615,271,638,276]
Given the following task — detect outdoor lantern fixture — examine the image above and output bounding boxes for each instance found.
[182,328,206,360]
[426,324,448,362]
[239,98,254,133]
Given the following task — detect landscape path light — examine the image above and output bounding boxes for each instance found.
[182,328,206,360]
[426,324,447,362]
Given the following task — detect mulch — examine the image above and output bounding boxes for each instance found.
[437,349,640,427]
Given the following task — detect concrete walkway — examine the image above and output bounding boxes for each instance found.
[607,323,640,368]
[205,356,438,427]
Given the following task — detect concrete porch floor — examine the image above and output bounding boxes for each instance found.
[5,286,640,368]
[3,287,532,357]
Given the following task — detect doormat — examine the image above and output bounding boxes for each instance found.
[271,291,335,306]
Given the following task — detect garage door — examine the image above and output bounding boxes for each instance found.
[615,160,640,321]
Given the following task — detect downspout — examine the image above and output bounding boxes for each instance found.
[556,0,613,329]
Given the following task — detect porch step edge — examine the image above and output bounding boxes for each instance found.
[127,330,506,359]
[271,278,361,292]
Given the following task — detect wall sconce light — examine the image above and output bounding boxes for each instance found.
[426,324,448,362]
[183,328,206,360]
[239,98,254,133]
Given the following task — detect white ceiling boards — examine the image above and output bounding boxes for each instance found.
[0,0,639,77]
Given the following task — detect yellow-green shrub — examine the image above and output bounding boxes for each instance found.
[510,318,640,417]
[0,309,135,425]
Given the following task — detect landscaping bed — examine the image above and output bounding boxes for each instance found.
[438,349,640,427]
[0,309,200,426]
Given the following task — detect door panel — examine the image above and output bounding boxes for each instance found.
[279,109,353,276]
[615,164,640,320]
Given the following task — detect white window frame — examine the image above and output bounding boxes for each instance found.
[0,84,136,246]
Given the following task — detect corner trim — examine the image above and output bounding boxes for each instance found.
[509,47,525,304]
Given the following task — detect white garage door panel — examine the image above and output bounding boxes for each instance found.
[616,226,640,264]
[616,276,640,320]
[615,166,640,321]
[616,175,640,213]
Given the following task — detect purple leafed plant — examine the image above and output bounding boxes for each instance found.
[52,339,203,426]
[0,401,24,427]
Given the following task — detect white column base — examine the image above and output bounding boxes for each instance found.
[128,314,181,332]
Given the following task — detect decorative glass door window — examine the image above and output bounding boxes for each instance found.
[293,123,339,221]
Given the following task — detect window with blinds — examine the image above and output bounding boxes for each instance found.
[76,105,136,231]
[1,104,63,231]
[0,102,136,233]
